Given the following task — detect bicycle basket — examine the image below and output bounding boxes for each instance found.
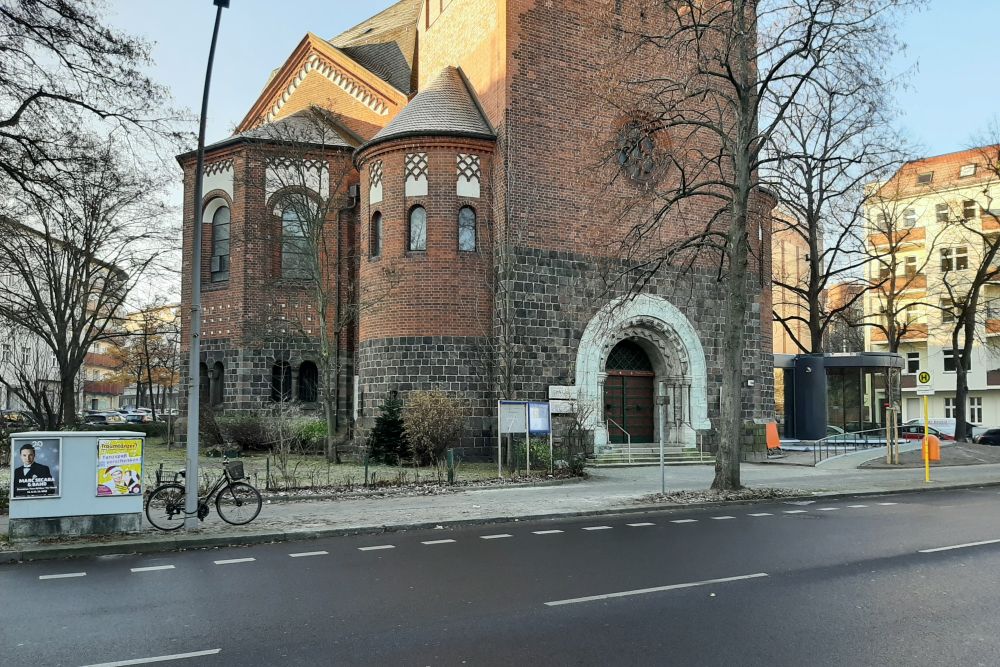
[225,460,245,481]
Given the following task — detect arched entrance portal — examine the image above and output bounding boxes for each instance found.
[604,340,655,443]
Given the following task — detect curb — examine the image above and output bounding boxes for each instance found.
[4,479,1000,563]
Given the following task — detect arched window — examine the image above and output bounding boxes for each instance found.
[198,362,210,405]
[210,206,230,282]
[299,361,318,402]
[370,211,382,258]
[271,362,292,402]
[210,361,225,407]
[458,206,476,251]
[409,206,427,251]
[281,206,311,279]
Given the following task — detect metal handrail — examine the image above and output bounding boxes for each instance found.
[813,426,890,465]
[606,417,632,463]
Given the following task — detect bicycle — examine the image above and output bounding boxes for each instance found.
[145,458,262,531]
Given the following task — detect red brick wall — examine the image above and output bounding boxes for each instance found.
[356,137,494,343]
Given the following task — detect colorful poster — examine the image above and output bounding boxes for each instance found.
[96,438,143,497]
[10,437,61,499]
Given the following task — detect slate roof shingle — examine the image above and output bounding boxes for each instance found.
[329,0,422,95]
[361,67,495,151]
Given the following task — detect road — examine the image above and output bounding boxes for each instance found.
[3,487,1000,666]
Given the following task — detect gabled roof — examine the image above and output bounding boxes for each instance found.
[359,67,495,154]
[879,145,1000,198]
[329,0,422,95]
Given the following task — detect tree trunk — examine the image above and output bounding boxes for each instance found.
[60,373,77,427]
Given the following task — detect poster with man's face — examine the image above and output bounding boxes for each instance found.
[10,437,61,499]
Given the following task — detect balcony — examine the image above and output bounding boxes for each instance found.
[83,380,125,396]
[988,319,1000,336]
[868,226,925,248]
[901,374,917,389]
[870,323,928,344]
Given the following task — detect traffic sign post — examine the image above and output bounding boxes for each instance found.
[916,370,933,482]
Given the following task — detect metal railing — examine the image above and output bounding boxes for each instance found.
[813,427,890,465]
[606,418,632,463]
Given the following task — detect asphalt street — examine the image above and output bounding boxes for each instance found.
[3,487,1000,666]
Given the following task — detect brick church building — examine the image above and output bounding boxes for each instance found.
[179,0,775,456]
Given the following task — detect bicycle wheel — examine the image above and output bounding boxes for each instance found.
[215,482,262,525]
[145,484,187,531]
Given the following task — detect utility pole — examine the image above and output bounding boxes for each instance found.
[185,0,230,529]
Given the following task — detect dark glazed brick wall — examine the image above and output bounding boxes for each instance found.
[357,336,493,455]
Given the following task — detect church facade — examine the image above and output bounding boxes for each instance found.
[179,0,775,456]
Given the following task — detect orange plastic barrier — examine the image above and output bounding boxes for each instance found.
[766,422,781,450]
[922,434,941,462]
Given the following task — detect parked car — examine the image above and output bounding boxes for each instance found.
[83,411,127,425]
[121,411,153,424]
[899,424,953,441]
[974,429,1000,446]
[1,409,36,428]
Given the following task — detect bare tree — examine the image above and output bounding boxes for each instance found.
[0,0,184,196]
[0,135,173,426]
[767,56,910,353]
[601,0,917,489]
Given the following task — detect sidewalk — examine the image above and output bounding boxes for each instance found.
[4,456,1000,562]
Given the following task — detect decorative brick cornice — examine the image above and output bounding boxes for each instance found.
[265,52,392,123]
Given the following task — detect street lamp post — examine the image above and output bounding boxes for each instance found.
[185,0,230,529]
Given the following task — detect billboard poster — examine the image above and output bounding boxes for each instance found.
[528,402,551,435]
[10,437,61,499]
[96,438,143,497]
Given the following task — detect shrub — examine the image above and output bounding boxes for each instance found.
[294,419,327,454]
[367,396,408,464]
[0,484,7,514]
[217,414,272,452]
[515,437,553,473]
[403,390,465,465]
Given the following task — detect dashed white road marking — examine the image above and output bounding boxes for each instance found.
[130,565,175,573]
[214,558,255,565]
[81,648,221,666]
[919,538,1000,554]
[422,539,456,545]
[38,572,86,580]
[480,534,512,540]
[544,573,769,607]
[533,530,563,535]
[783,510,808,514]
[748,513,773,517]
[817,508,840,512]
[671,519,698,524]
[289,551,328,558]
[582,526,613,531]
[358,545,395,551]
[847,505,868,508]
[711,516,735,520]
[627,522,655,527]
[878,502,898,506]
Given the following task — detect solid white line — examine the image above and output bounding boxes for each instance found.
[671,519,698,524]
[711,516,734,520]
[847,505,868,508]
[919,538,1000,554]
[748,513,773,517]
[878,502,898,506]
[783,510,807,514]
[533,530,563,535]
[130,565,175,573]
[358,545,395,551]
[480,534,512,539]
[38,572,86,580]
[627,522,655,527]
[213,558,255,565]
[289,551,328,558]
[817,508,840,512]
[582,526,613,531]
[422,539,456,545]
[81,648,221,666]
[544,573,769,607]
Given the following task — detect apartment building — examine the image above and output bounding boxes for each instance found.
[865,146,1000,425]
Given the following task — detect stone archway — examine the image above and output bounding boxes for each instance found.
[575,295,711,450]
